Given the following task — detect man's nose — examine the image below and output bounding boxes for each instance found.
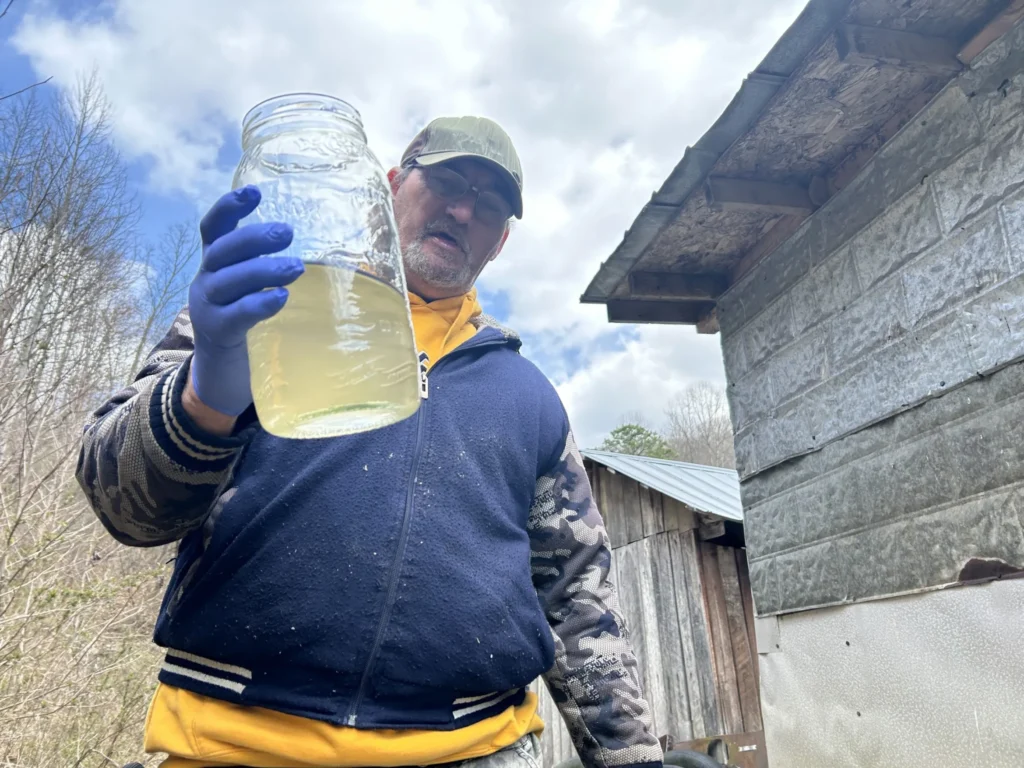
[445,195,475,225]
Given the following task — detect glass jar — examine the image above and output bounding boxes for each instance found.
[232,93,420,439]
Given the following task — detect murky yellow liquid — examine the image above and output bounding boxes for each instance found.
[247,264,420,438]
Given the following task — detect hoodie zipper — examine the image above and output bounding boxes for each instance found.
[346,390,426,726]
[344,335,507,726]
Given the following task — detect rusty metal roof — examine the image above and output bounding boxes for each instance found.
[582,450,744,522]
[581,0,1010,329]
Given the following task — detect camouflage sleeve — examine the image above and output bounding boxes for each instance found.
[76,307,249,547]
[529,428,663,768]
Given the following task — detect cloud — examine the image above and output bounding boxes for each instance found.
[11,0,804,444]
[556,324,727,449]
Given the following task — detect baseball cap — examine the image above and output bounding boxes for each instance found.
[400,116,524,219]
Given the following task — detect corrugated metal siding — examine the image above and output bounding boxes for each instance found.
[582,450,743,522]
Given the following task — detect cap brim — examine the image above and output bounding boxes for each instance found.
[415,151,523,219]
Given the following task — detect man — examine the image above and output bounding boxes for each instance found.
[78,116,663,768]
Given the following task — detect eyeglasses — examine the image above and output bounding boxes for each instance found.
[416,164,513,227]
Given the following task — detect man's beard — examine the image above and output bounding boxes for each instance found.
[402,219,474,293]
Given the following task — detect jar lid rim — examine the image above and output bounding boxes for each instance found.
[242,93,362,130]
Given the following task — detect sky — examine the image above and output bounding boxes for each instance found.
[2,0,807,449]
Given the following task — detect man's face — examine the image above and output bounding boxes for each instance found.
[389,158,511,300]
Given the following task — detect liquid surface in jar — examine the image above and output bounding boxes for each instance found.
[247,263,420,439]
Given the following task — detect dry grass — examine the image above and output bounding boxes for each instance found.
[0,508,171,767]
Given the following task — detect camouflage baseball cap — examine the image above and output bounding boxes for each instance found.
[400,116,524,219]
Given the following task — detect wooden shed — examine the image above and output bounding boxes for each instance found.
[535,451,764,767]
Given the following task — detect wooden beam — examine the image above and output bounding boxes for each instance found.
[704,176,816,216]
[628,271,729,300]
[959,0,1024,65]
[698,518,728,541]
[696,307,720,335]
[606,299,714,325]
[836,24,963,74]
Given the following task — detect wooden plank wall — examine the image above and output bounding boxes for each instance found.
[589,465,696,548]
[699,541,763,736]
[535,467,761,766]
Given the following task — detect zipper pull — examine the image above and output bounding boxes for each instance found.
[418,352,429,400]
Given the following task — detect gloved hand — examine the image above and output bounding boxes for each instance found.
[188,185,304,417]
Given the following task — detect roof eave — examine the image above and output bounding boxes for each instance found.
[580,0,854,305]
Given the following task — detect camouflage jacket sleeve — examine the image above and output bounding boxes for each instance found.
[529,428,663,768]
[76,307,250,547]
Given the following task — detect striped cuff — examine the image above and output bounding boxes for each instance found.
[148,358,249,472]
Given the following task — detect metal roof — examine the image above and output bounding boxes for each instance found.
[582,450,743,522]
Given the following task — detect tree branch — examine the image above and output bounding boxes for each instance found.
[0,76,55,103]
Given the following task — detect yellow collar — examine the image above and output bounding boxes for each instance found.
[407,289,483,370]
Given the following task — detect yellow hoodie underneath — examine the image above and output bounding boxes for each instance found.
[406,289,482,372]
[147,289,545,767]
[147,687,544,768]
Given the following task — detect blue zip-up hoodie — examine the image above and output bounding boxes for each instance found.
[77,308,663,768]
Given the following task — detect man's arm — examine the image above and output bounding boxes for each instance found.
[78,188,302,547]
[76,308,250,547]
[529,428,664,768]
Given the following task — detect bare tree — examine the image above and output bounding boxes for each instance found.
[127,223,197,374]
[663,382,736,469]
[0,73,189,766]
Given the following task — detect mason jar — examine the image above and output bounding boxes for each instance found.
[232,93,420,439]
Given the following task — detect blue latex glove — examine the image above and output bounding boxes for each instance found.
[188,185,304,417]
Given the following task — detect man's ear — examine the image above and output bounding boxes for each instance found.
[489,225,510,263]
[387,167,402,196]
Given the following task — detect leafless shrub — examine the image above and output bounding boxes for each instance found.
[0,68,190,767]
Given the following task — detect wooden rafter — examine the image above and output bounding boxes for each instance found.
[606,300,715,325]
[836,24,963,74]
[704,177,817,216]
[628,271,729,301]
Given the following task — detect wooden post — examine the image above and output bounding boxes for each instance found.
[671,530,721,737]
[736,550,762,713]
[718,547,762,732]
[701,541,744,734]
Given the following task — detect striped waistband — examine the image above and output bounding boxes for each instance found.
[162,648,252,695]
[159,649,525,726]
